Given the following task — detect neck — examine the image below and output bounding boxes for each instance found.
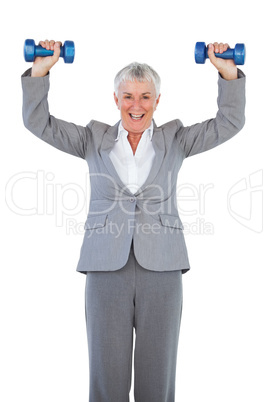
[127,132,143,155]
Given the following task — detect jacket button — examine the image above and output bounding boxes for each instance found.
[129,197,136,202]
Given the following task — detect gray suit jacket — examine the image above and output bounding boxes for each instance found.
[21,68,246,274]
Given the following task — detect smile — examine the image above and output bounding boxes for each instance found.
[129,114,144,120]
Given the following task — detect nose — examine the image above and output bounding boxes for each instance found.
[132,98,143,110]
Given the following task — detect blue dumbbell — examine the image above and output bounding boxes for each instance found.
[195,42,245,65]
[24,39,75,64]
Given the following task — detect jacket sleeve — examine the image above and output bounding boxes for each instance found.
[176,69,246,158]
[21,68,88,159]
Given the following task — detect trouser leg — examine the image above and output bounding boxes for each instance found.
[85,247,183,402]
[85,253,135,402]
[134,263,183,402]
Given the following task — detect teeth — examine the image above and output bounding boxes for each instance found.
[130,114,143,120]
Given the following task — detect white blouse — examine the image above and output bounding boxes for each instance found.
[109,120,155,194]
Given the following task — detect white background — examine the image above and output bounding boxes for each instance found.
[1,0,267,401]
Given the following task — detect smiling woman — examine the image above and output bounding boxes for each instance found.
[113,62,161,153]
[21,40,246,402]
[113,80,161,152]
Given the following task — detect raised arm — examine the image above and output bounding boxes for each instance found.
[21,39,88,159]
[177,42,246,158]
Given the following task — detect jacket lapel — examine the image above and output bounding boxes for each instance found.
[100,121,132,194]
[136,122,165,194]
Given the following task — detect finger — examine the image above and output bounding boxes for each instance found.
[49,40,55,51]
[218,43,224,53]
[38,40,47,48]
[223,43,229,52]
[43,40,50,50]
[213,42,219,53]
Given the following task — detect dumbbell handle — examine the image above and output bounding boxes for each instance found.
[34,45,65,58]
[205,47,235,60]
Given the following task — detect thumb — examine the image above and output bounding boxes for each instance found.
[52,42,61,62]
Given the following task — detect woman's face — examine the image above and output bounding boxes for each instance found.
[114,80,160,135]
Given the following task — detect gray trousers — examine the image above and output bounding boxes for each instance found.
[85,245,183,402]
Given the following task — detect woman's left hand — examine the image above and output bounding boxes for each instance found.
[208,42,238,80]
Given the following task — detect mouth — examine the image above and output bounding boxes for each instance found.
[129,113,145,121]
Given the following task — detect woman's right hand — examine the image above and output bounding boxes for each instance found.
[31,40,62,77]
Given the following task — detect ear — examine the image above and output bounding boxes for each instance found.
[155,94,161,110]
[114,92,119,109]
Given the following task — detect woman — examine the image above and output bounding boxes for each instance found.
[22,40,245,401]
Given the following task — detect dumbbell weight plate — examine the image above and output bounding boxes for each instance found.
[195,42,206,64]
[62,41,75,63]
[24,39,36,62]
[234,43,246,65]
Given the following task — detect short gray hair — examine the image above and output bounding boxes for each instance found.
[114,62,161,98]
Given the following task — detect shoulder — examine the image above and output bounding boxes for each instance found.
[85,120,119,149]
[156,119,184,139]
[86,120,113,144]
[157,119,183,131]
[86,120,112,134]
[154,119,185,150]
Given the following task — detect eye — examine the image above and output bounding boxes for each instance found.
[142,96,150,100]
